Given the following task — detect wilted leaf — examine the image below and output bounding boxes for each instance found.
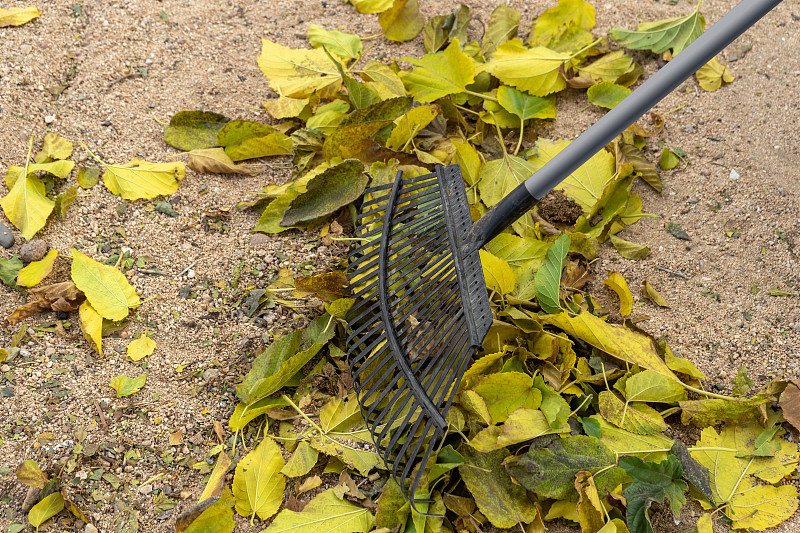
[480,5,520,59]
[188,148,254,175]
[16,249,58,288]
[281,441,319,478]
[619,455,686,533]
[386,104,440,151]
[625,370,686,403]
[200,453,232,502]
[281,159,366,226]
[679,394,773,428]
[598,390,666,435]
[609,3,705,55]
[308,24,362,61]
[1,172,54,240]
[479,249,516,296]
[0,255,23,288]
[402,40,475,102]
[35,132,73,163]
[79,301,102,353]
[233,436,285,520]
[588,81,631,109]
[535,234,570,314]
[483,40,568,96]
[617,141,661,192]
[54,186,78,218]
[505,435,626,500]
[163,110,230,151]
[177,487,235,533]
[696,57,734,91]
[460,447,538,528]
[575,471,604,533]
[779,381,800,432]
[126,333,155,361]
[110,374,147,398]
[71,249,139,321]
[423,5,470,53]
[295,271,347,301]
[7,281,84,325]
[379,0,424,42]
[263,488,374,533]
[322,120,392,161]
[610,234,650,260]
[76,166,101,189]
[16,460,48,489]
[604,271,632,316]
[258,39,343,98]
[28,492,64,528]
[671,441,714,503]
[528,0,595,48]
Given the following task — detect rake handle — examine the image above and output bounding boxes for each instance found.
[467,0,783,251]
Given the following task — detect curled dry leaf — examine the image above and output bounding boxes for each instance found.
[6,281,85,325]
[187,148,254,175]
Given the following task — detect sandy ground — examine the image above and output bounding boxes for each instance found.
[0,0,798,532]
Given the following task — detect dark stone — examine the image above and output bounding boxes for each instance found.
[0,221,13,249]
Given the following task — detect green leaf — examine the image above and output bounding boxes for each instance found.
[527,138,616,213]
[604,271,632,316]
[479,250,516,296]
[402,39,475,102]
[528,0,595,48]
[610,234,650,260]
[533,374,571,428]
[70,249,139,321]
[535,234,569,314]
[233,436,285,520]
[308,24,362,61]
[15,459,48,489]
[28,492,64,528]
[588,81,631,109]
[254,167,319,234]
[625,370,686,403]
[598,390,667,435]
[110,374,147,398]
[459,447,539,528]
[0,255,23,288]
[163,110,229,151]
[280,441,319,478]
[216,121,292,161]
[379,0,424,42]
[16,250,58,288]
[281,159,366,227]
[609,3,705,55]
[497,86,557,122]
[263,488,374,533]
[471,372,540,424]
[619,455,686,533]
[480,5,521,59]
[505,435,626,500]
[641,280,669,307]
[483,40,568,96]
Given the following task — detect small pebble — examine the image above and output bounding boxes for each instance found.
[730,169,740,180]
[85,525,99,533]
[20,44,32,54]
[44,115,56,124]
[0,221,14,249]
[0,364,10,372]
[19,239,48,263]
[139,484,153,495]
[187,269,195,279]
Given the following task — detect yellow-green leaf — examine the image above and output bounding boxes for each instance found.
[471,372,540,424]
[401,39,475,102]
[483,40,568,96]
[254,170,318,234]
[216,120,293,161]
[578,50,635,84]
[200,452,231,502]
[592,415,672,463]
[604,271,632,316]
[28,492,64,528]
[16,460,48,489]
[609,234,650,260]
[598,390,666,435]
[535,234,570,314]
[625,370,686,403]
[35,132,73,163]
[486,233,548,269]
[528,138,616,213]
[361,61,406,99]
[79,301,102,353]
[477,153,538,231]
[480,5,521,59]
[126,333,155,361]
[16,250,58,288]
[379,0,424,42]
[386,104,440,151]
[76,166,101,189]
[179,487,235,533]
[263,488,374,533]
[497,86,556,122]
[659,148,680,170]
[54,186,78,218]
[320,394,362,433]
[588,81,631,109]
[528,0,595,48]
[280,441,319,478]
[102,159,184,200]
[163,110,230,151]
[110,374,147,398]
[696,57,734,92]
[544,310,677,379]
[187,148,254,175]
[641,280,669,307]
[257,39,342,98]
[264,96,311,120]
[70,249,139,321]
[609,3,705,55]
[351,0,393,14]
[0,173,54,240]
[0,6,41,27]
[232,437,285,520]
[308,24,362,62]
[479,250,515,296]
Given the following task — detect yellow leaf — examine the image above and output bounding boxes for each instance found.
[169,429,183,446]
[575,471,605,533]
[696,513,713,533]
[187,148,254,175]
[16,250,58,288]
[527,138,616,213]
[598,390,666,435]
[386,104,440,150]
[126,333,156,361]
[0,6,41,27]
[351,0,392,14]
[483,40,568,96]
[79,301,102,353]
[263,96,311,120]
[696,57,735,92]
[200,452,231,502]
[110,374,147,398]
[578,50,635,84]
[280,441,319,478]
[544,311,677,379]
[257,39,342,98]
[641,279,669,307]
[528,0,595,48]
[102,159,184,200]
[35,132,73,163]
[297,475,322,494]
[28,492,64,528]
[70,249,140,321]
[16,459,48,489]
[5,160,75,189]
[604,271,632,316]
[0,172,54,240]
[233,436,285,520]
[479,250,515,296]
[362,61,406,99]
[262,488,374,533]
[401,39,475,103]
[379,0,424,42]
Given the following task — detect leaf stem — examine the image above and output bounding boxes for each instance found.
[77,140,106,167]
[464,89,498,102]
[725,456,753,503]
[282,394,326,434]
[514,122,524,156]
[681,382,738,401]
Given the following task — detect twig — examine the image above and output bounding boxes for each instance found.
[137,268,167,276]
[655,265,690,280]
[94,399,109,432]
[107,72,142,87]
[532,212,561,236]
[176,261,197,278]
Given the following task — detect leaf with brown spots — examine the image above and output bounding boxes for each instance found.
[6,281,85,325]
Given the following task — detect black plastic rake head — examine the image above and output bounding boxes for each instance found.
[345,165,492,508]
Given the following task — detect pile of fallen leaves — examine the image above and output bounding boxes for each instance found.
[3,0,796,532]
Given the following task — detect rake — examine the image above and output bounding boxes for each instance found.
[345,0,783,511]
